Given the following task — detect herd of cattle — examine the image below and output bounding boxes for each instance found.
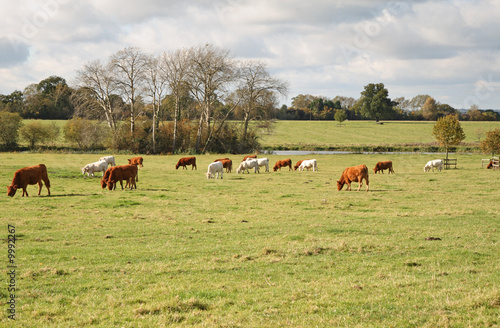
[8,153,479,197]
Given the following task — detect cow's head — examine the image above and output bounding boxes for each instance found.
[336,181,344,191]
[81,167,87,175]
[7,186,17,197]
[175,163,180,170]
[100,179,107,189]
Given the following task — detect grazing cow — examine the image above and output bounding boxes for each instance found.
[215,158,232,173]
[101,166,133,190]
[101,167,113,189]
[337,164,369,192]
[242,155,257,161]
[206,161,224,179]
[255,158,270,172]
[106,165,138,190]
[99,156,116,167]
[7,164,51,197]
[294,159,308,171]
[175,157,197,170]
[373,161,394,174]
[82,160,108,178]
[236,158,260,174]
[299,159,318,171]
[424,159,443,172]
[273,159,293,171]
[128,157,144,168]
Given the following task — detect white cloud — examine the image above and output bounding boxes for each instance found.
[0,0,499,109]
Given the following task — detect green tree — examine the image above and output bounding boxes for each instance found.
[334,109,347,126]
[0,91,24,114]
[357,83,396,122]
[19,121,59,149]
[480,128,500,157]
[0,111,23,149]
[432,115,466,160]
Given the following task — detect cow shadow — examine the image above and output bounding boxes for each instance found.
[368,189,404,192]
[46,193,99,197]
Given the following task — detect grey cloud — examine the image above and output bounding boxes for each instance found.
[0,37,30,68]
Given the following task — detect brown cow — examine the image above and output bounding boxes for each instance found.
[337,164,369,192]
[373,161,394,174]
[242,155,257,161]
[128,157,144,168]
[273,159,293,171]
[175,157,197,170]
[107,165,137,190]
[101,166,132,190]
[215,158,232,173]
[294,159,309,170]
[7,164,51,197]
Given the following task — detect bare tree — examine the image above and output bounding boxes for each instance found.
[237,60,288,142]
[186,44,238,153]
[74,59,118,129]
[160,49,190,154]
[144,54,168,154]
[111,47,148,133]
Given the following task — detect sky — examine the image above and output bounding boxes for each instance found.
[1,0,500,109]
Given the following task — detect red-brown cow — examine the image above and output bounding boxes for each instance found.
[273,159,293,171]
[242,155,257,161]
[337,164,369,192]
[101,166,133,190]
[107,165,138,190]
[215,158,232,173]
[7,164,51,197]
[373,161,394,174]
[294,159,309,171]
[175,157,197,170]
[128,157,144,168]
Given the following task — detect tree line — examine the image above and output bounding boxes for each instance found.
[1,45,499,154]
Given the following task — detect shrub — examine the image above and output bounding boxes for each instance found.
[109,119,152,153]
[63,118,108,150]
[480,128,500,157]
[19,121,60,148]
[0,111,23,150]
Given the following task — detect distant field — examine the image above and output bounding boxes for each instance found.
[258,120,500,150]
[19,119,500,152]
[1,153,499,327]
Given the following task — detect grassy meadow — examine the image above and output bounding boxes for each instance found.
[1,150,499,327]
[258,120,500,150]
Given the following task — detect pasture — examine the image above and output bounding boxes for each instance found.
[258,120,500,150]
[1,152,499,327]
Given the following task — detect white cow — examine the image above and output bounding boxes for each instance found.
[82,160,108,178]
[99,156,116,167]
[236,158,260,174]
[299,159,318,171]
[255,157,269,172]
[424,159,443,172]
[206,161,224,179]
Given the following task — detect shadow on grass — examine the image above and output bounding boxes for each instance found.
[368,189,404,192]
[46,193,99,197]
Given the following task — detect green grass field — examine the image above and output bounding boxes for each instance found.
[1,150,499,327]
[258,120,500,150]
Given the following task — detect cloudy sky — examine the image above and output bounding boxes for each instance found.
[1,0,500,109]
